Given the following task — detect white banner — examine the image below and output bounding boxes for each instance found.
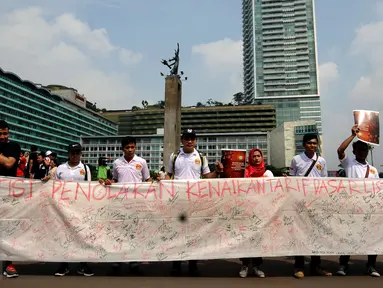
[1,176,383,262]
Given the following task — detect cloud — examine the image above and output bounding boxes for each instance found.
[0,7,142,109]
[321,8,383,170]
[351,21,383,65]
[191,38,243,101]
[119,48,143,65]
[349,19,383,109]
[319,62,339,94]
[192,38,243,68]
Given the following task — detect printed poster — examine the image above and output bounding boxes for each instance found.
[353,110,380,146]
[221,149,246,178]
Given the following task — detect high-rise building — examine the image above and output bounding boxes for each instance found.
[0,66,117,160]
[242,0,322,132]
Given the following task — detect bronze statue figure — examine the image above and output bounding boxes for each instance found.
[161,43,180,76]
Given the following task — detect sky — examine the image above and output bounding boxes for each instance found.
[0,0,382,171]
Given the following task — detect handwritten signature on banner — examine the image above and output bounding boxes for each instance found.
[1,176,383,262]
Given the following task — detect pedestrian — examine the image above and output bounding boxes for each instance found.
[289,133,331,279]
[238,148,271,278]
[53,143,94,277]
[100,136,152,275]
[0,120,21,278]
[166,128,223,276]
[336,125,380,277]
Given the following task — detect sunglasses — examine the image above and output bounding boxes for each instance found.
[183,137,196,141]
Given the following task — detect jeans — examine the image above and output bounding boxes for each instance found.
[339,255,377,267]
[240,257,263,266]
[295,256,321,269]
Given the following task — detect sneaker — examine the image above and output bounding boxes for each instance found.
[239,266,249,278]
[294,269,304,279]
[3,264,19,278]
[336,265,347,276]
[367,266,380,277]
[311,266,332,276]
[254,267,265,278]
[55,264,70,277]
[77,263,94,277]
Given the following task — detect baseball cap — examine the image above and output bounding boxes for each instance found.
[182,128,196,138]
[45,150,52,156]
[68,143,82,152]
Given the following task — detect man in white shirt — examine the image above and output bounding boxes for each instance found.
[290,133,331,279]
[54,143,93,277]
[166,129,223,276]
[100,136,152,275]
[336,125,380,277]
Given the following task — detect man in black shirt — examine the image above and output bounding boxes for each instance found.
[33,152,48,179]
[26,145,38,179]
[0,120,20,278]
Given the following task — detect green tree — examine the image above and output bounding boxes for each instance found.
[266,165,286,176]
[154,100,165,109]
[232,92,254,105]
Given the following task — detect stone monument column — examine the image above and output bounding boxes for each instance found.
[163,75,182,172]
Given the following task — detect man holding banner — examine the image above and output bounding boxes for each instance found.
[53,143,93,277]
[336,125,380,277]
[0,120,21,278]
[166,128,223,276]
[289,133,332,279]
[100,136,152,275]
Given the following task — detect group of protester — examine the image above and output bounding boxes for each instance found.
[0,119,380,279]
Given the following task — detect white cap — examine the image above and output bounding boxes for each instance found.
[45,150,52,156]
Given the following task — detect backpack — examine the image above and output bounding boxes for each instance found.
[171,149,205,179]
[83,163,89,181]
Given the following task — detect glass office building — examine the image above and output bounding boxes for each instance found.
[242,0,322,132]
[81,132,270,171]
[0,67,118,160]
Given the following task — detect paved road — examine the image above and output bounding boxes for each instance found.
[3,256,383,287]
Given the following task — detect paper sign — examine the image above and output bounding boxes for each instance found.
[353,110,380,146]
[221,149,246,178]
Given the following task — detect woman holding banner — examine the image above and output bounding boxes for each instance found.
[239,148,271,278]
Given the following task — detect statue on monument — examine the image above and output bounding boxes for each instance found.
[161,43,180,76]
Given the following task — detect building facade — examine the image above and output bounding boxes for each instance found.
[43,85,87,108]
[0,67,118,160]
[242,0,322,132]
[270,120,321,169]
[81,132,270,171]
[101,105,276,135]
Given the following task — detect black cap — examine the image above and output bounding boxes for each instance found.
[68,143,82,152]
[182,128,196,138]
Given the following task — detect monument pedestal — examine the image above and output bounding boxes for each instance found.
[163,76,182,172]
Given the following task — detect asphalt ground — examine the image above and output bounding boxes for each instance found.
[2,256,383,287]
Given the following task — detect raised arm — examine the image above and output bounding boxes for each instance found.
[337,125,359,160]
